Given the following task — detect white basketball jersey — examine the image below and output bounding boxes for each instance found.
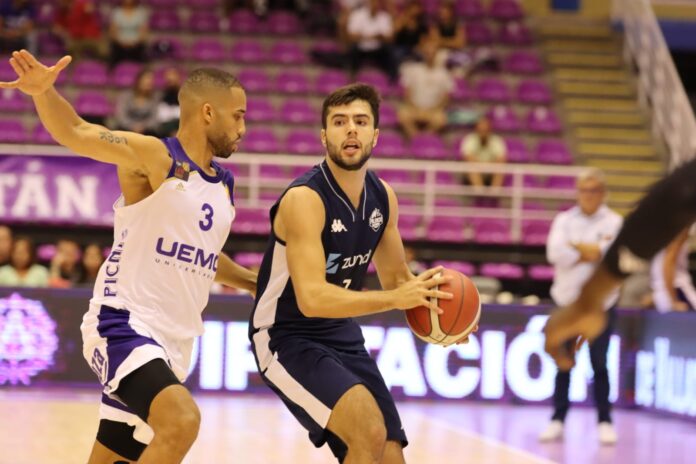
[89,138,235,343]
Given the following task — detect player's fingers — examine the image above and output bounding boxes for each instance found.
[426,300,444,315]
[19,49,41,67]
[456,336,470,345]
[0,80,19,88]
[422,275,450,288]
[417,266,443,281]
[51,55,72,73]
[9,57,26,76]
[428,290,452,300]
[14,50,33,70]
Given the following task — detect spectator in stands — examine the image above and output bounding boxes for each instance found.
[540,168,622,445]
[52,0,107,61]
[336,0,365,46]
[346,0,398,83]
[0,236,49,287]
[460,116,507,188]
[156,67,181,137]
[0,0,37,55]
[0,225,13,267]
[108,0,149,68]
[77,242,104,286]
[650,226,696,312]
[115,68,160,135]
[49,238,84,287]
[429,1,474,77]
[392,0,428,65]
[397,39,453,139]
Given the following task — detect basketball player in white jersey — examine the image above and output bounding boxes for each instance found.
[0,50,257,463]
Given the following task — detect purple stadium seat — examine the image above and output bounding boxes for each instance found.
[228,10,262,35]
[456,0,486,19]
[480,262,524,279]
[432,260,477,276]
[503,51,543,75]
[111,62,142,88]
[269,42,308,65]
[36,243,57,261]
[522,220,551,245]
[188,11,221,33]
[232,208,270,235]
[35,3,55,27]
[267,11,303,35]
[546,175,576,189]
[285,130,323,155]
[260,165,286,178]
[241,128,282,154]
[233,252,264,269]
[151,37,185,60]
[527,107,562,134]
[71,60,108,87]
[399,214,422,240]
[356,69,394,96]
[38,31,65,55]
[499,21,533,45]
[280,99,316,124]
[489,0,525,21]
[476,77,511,103]
[0,61,15,81]
[536,139,573,164]
[528,264,554,281]
[473,219,512,244]
[315,70,350,95]
[0,120,27,143]
[379,102,398,127]
[376,131,408,158]
[466,22,494,46]
[0,88,30,112]
[230,40,268,64]
[487,105,522,133]
[150,10,181,32]
[504,138,531,163]
[452,79,476,102]
[246,98,276,123]
[74,91,112,117]
[427,216,467,242]
[410,134,451,160]
[33,123,56,144]
[238,69,272,93]
[376,169,411,184]
[516,79,552,105]
[191,38,227,62]
[274,70,311,94]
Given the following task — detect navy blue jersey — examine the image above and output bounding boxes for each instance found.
[250,160,390,350]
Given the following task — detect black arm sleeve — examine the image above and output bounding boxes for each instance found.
[603,157,696,277]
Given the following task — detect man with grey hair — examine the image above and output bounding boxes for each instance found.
[539,168,623,445]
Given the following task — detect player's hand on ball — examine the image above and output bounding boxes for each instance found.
[393,266,452,314]
[0,50,72,96]
[455,324,478,345]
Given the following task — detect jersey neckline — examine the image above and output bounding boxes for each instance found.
[166,137,223,184]
[319,160,367,222]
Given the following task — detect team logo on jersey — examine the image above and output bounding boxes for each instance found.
[174,161,190,181]
[326,253,341,274]
[331,219,348,233]
[369,208,383,232]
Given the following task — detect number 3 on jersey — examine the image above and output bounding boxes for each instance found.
[200,203,214,231]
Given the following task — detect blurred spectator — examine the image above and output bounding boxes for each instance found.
[109,0,149,68]
[392,0,428,65]
[0,0,37,54]
[397,40,453,139]
[115,68,160,135]
[460,116,507,188]
[336,0,365,45]
[429,1,471,77]
[346,0,398,83]
[650,227,696,312]
[77,242,104,286]
[0,236,49,287]
[49,238,84,287]
[156,67,181,137]
[0,225,12,267]
[52,0,107,60]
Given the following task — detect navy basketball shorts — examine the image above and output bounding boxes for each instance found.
[253,332,407,460]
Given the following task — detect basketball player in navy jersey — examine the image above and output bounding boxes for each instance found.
[249,83,469,463]
[0,51,257,463]
[545,156,696,369]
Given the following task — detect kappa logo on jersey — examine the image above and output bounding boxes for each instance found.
[326,250,373,274]
[331,219,348,233]
[369,208,383,232]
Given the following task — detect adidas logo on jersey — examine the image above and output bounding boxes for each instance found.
[176,182,186,192]
[331,219,348,233]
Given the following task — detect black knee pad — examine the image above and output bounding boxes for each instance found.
[115,358,181,422]
[96,419,147,461]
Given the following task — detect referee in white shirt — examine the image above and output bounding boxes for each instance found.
[539,168,623,445]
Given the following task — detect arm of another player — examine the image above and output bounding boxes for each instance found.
[662,228,690,311]
[279,187,450,318]
[215,253,258,297]
[0,50,167,173]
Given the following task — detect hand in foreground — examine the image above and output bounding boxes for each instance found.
[543,302,607,370]
[0,50,72,96]
[393,266,453,314]
[455,324,479,345]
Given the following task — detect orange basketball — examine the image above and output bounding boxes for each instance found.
[406,268,481,346]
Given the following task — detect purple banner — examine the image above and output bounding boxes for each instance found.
[0,155,120,226]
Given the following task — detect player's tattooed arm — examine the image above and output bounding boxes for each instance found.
[98,131,128,145]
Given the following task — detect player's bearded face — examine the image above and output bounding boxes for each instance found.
[210,132,236,159]
[326,137,373,171]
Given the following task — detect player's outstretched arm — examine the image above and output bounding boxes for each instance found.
[0,50,166,172]
[279,187,451,318]
[215,253,258,297]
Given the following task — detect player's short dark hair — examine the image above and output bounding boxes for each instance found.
[321,83,381,129]
[179,68,243,102]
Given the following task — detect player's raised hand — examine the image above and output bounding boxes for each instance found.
[391,266,453,313]
[0,50,72,96]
